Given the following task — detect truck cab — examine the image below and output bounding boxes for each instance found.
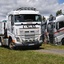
[1,7,43,49]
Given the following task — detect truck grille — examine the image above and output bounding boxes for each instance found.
[25,34,35,39]
[25,31,35,39]
[19,28,39,40]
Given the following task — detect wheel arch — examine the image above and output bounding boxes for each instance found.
[61,37,64,45]
[8,36,12,43]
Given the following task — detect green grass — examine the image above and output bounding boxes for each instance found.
[41,44,64,49]
[0,46,64,64]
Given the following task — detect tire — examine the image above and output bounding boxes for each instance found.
[8,37,15,50]
[8,42,15,50]
[61,38,64,45]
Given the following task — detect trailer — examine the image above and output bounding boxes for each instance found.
[0,7,43,49]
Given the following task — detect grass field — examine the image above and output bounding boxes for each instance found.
[41,44,64,49]
[0,45,64,64]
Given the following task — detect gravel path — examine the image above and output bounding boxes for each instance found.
[36,49,64,55]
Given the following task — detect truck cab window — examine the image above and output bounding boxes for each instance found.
[59,21,64,29]
[14,14,42,22]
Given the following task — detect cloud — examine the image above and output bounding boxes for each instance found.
[0,0,64,20]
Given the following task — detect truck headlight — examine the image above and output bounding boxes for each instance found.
[39,40,42,43]
[35,38,38,41]
[22,39,26,42]
[16,37,20,42]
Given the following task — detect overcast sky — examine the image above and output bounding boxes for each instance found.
[0,0,64,20]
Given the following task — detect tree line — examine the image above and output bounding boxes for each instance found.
[42,10,63,22]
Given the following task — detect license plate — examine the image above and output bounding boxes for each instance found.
[28,44,34,46]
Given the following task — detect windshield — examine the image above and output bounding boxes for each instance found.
[14,14,42,22]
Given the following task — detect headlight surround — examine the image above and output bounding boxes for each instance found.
[39,40,42,43]
[35,38,38,41]
[16,37,20,42]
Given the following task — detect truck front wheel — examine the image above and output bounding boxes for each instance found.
[9,42,15,49]
[8,37,14,49]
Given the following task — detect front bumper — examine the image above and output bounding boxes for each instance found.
[14,41,43,48]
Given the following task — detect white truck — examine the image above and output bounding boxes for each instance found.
[47,15,64,45]
[0,7,43,49]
